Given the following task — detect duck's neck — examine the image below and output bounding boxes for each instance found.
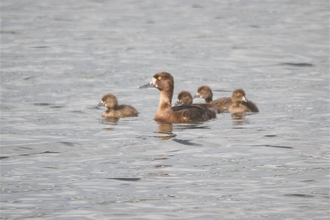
[157,89,173,112]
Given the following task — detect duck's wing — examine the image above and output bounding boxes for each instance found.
[172,105,216,122]
[242,101,259,112]
[212,97,232,112]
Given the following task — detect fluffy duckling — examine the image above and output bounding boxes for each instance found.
[194,85,232,113]
[228,89,259,114]
[96,93,138,118]
[174,90,193,106]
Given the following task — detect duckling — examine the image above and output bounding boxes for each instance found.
[228,89,259,114]
[194,85,232,113]
[140,72,216,123]
[96,93,138,118]
[174,90,193,106]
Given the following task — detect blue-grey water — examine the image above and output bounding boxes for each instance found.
[1,0,329,219]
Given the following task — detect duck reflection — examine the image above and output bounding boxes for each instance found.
[156,123,176,140]
[158,123,173,133]
[104,117,120,123]
[231,113,250,128]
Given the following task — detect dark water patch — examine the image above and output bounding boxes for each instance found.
[19,151,59,157]
[59,142,75,147]
[154,164,172,168]
[30,46,49,49]
[153,134,176,140]
[280,63,313,67]
[0,30,18,34]
[192,4,203,8]
[34,103,51,106]
[176,125,210,130]
[284,194,314,198]
[253,144,293,149]
[107,178,141,182]
[70,110,84,113]
[152,157,169,160]
[172,138,202,146]
[23,76,36,80]
[50,105,64,108]
[42,151,59,154]
[264,135,278,137]
[0,156,10,160]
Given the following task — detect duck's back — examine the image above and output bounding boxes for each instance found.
[102,105,138,118]
[211,97,232,113]
[170,105,216,123]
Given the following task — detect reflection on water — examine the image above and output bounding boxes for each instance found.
[156,122,213,141]
[156,123,176,140]
[104,117,120,123]
[157,123,173,133]
[1,0,328,219]
[231,113,250,127]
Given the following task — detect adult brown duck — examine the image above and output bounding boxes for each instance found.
[140,72,216,123]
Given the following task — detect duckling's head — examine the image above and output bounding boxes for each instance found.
[174,90,193,106]
[140,72,174,92]
[101,93,118,109]
[194,85,213,101]
[231,89,248,104]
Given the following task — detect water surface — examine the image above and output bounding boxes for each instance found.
[1,0,329,219]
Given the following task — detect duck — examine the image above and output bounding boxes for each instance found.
[174,90,193,106]
[194,85,232,113]
[139,72,216,123]
[96,93,138,118]
[228,89,259,114]
[174,90,217,112]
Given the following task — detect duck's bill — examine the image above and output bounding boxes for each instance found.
[193,94,200,99]
[139,82,154,89]
[242,96,248,102]
[95,101,104,108]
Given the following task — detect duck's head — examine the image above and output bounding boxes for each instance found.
[139,72,174,92]
[97,93,118,109]
[194,85,213,100]
[231,89,248,104]
[174,90,193,106]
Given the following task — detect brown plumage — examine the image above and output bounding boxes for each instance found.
[228,89,259,114]
[97,93,138,118]
[139,72,216,123]
[194,85,232,113]
[174,90,193,106]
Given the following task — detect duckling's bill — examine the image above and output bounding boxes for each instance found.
[193,93,200,99]
[242,96,248,102]
[95,101,104,108]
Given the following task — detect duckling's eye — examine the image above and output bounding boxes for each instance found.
[157,76,162,81]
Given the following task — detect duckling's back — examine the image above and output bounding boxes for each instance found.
[103,105,138,118]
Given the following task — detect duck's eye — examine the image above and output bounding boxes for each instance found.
[157,76,162,81]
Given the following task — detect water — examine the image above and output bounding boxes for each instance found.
[1,0,329,219]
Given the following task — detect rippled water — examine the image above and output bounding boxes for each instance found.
[1,0,329,219]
